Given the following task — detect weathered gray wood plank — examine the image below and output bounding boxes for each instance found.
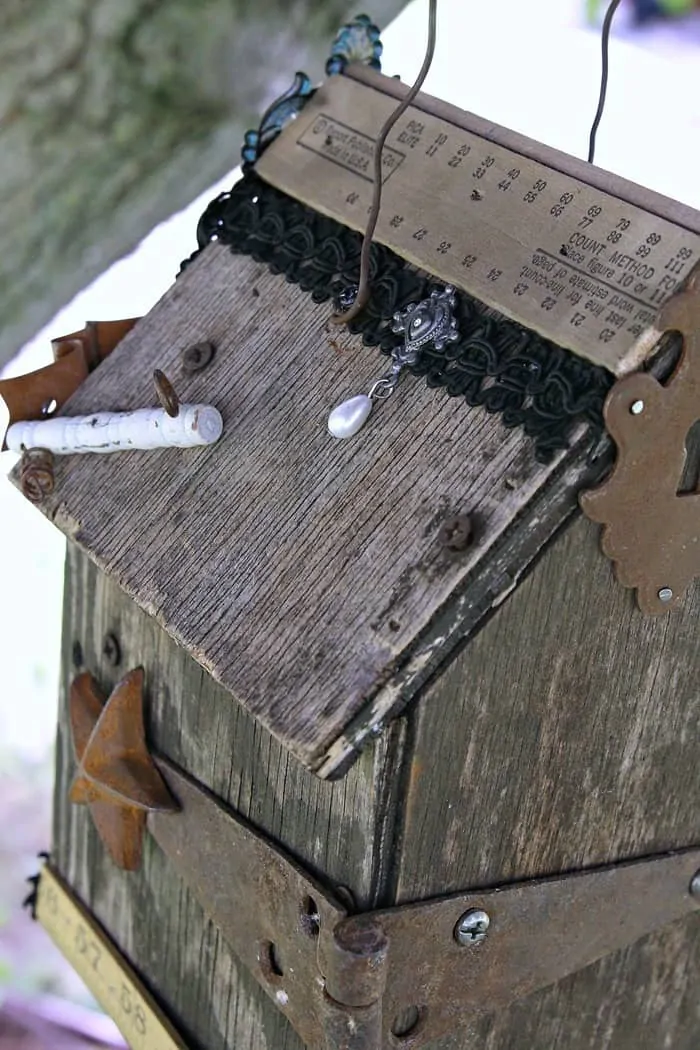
[0,0,406,366]
[35,245,567,773]
[317,427,611,777]
[54,546,406,1049]
[392,513,700,1048]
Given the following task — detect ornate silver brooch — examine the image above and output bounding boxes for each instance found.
[328,285,460,439]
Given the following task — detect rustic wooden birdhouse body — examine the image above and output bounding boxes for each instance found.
[11,25,700,1050]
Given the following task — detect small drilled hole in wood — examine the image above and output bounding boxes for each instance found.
[677,419,700,495]
[41,398,58,417]
[71,640,84,668]
[388,619,401,633]
[391,1005,425,1040]
[300,896,320,937]
[258,940,284,981]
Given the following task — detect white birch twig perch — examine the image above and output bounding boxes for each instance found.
[6,404,223,455]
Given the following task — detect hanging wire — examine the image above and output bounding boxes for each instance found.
[587,0,623,164]
[331,0,439,326]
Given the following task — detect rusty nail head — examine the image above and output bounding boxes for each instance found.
[102,633,122,668]
[438,514,473,552]
[153,369,180,417]
[690,871,700,898]
[19,448,55,504]
[181,341,216,375]
[454,908,490,946]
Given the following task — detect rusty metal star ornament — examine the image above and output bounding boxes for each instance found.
[69,667,179,870]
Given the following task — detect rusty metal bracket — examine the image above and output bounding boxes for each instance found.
[580,268,700,614]
[341,850,700,1047]
[0,319,138,449]
[67,671,700,1050]
[150,768,700,1050]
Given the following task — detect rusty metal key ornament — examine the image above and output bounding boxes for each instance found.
[581,268,700,614]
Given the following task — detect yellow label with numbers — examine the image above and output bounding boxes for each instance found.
[36,866,188,1050]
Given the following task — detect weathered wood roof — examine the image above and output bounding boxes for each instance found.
[29,244,593,775]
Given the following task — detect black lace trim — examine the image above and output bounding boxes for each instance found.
[180,170,613,463]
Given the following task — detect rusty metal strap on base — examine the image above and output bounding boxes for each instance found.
[149,761,352,1049]
[340,851,700,1048]
[148,761,700,1050]
[66,672,700,1050]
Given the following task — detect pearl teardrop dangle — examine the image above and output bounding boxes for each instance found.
[327,367,401,439]
[327,394,373,439]
[327,283,460,440]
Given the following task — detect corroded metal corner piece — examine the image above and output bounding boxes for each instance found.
[580,268,700,614]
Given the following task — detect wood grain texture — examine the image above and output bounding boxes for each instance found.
[0,0,406,366]
[53,547,406,1050]
[393,513,700,1048]
[316,429,611,778]
[32,245,568,772]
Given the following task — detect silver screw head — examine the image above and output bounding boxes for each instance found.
[454,908,490,946]
[630,399,645,415]
[658,587,674,603]
[690,870,700,898]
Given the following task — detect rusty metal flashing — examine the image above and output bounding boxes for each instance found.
[150,762,700,1048]
[143,763,700,1048]
[66,674,700,1048]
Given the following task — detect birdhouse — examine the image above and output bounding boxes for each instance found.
[10,15,700,1050]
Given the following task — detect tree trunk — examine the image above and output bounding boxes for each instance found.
[0,0,405,368]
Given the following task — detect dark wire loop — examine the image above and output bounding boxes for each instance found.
[331,0,439,326]
[588,0,623,164]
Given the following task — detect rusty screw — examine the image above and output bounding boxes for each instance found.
[153,369,180,417]
[181,341,216,375]
[102,633,122,668]
[438,514,473,552]
[19,448,55,504]
[454,908,490,946]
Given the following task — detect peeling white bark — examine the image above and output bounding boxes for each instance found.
[6,405,223,454]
